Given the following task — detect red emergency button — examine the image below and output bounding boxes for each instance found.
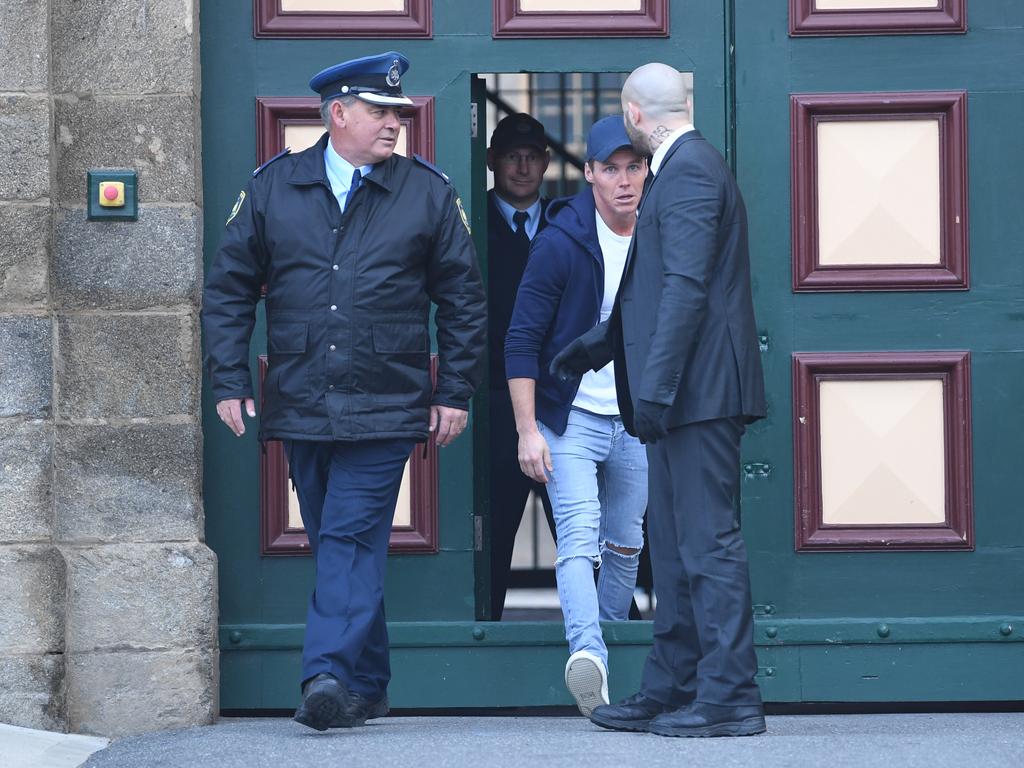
[98,181,125,207]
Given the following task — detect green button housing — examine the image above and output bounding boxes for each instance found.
[87,169,138,221]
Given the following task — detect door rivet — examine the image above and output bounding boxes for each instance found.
[1000,623,1013,637]
[765,667,776,677]
[472,627,486,641]
[766,627,778,639]
[229,631,242,644]
[876,624,890,638]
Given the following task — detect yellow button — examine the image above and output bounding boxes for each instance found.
[98,181,125,207]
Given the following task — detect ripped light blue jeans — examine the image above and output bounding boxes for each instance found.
[538,408,648,667]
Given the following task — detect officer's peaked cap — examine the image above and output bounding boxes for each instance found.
[310,51,413,107]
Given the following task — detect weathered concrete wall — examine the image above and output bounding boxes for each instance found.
[0,0,60,732]
[0,0,215,736]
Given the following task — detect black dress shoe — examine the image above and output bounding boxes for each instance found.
[294,674,351,732]
[589,692,674,732]
[329,692,389,728]
[648,702,766,738]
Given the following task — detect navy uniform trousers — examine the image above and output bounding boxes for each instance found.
[285,438,415,697]
[639,416,761,707]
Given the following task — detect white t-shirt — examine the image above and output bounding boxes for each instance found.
[572,212,632,415]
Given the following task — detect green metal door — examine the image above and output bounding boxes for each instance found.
[735,1,1024,701]
[202,1,1022,710]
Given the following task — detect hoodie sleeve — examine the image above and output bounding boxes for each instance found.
[504,228,570,380]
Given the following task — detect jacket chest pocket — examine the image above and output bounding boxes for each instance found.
[267,321,309,402]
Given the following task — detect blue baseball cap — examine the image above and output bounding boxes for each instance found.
[309,51,413,107]
[586,115,634,163]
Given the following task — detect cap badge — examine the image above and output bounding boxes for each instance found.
[386,60,401,88]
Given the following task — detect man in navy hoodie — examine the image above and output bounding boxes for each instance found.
[505,116,649,716]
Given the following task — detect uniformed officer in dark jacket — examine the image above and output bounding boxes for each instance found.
[485,113,557,620]
[202,51,487,731]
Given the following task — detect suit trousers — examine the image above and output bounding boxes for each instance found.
[488,387,555,620]
[639,417,761,707]
[285,438,414,697]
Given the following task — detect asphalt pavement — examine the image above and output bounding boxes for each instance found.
[66,712,1024,768]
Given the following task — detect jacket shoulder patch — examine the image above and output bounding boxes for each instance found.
[252,148,291,177]
[413,154,450,184]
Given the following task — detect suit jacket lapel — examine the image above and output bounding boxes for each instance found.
[623,130,704,278]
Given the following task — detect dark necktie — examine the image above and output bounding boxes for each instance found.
[345,168,362,211]
[512,210,530,246]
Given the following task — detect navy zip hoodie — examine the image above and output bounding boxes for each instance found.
[504,186,609,436]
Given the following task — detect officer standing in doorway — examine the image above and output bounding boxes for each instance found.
[203,52,486,731]
[485,113,558,620]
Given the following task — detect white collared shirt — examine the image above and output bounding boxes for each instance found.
[650,123,696,176]
[324,141,374,212]
[491,191,543,241]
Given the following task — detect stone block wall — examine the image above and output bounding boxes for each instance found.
[0,1,216,736]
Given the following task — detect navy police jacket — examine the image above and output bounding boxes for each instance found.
[504,187,606,436]
[202,133,487,442]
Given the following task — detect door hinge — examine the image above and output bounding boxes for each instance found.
[752,603,777,616]
[470,103,478,139]
[743,462,773,479]
[474,515,483,551]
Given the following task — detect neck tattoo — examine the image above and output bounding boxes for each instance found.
[648,125,671,152]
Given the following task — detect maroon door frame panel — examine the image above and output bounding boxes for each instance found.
[258,356,440,556]
[792,351,973,553]
[791,91,969,292]
[492,0,668,38]
[256,95,435,166]
[789,0,966,37]
[254,0,432,38]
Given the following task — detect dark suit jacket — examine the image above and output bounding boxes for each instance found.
[486,191,549,389]
[588,130,766,432]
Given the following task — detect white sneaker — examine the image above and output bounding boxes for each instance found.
[564,650,609,717]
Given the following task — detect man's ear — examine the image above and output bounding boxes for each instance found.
[626,102,641,127]
[330,99,347,129]
[486,147,495,173]
[583,161,595,184]
[540,149,551,174]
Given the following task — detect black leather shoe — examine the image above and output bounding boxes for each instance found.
[330,692,389,728]
[589,692,674,732]
[648,702,766,738]
[293,674,351,732]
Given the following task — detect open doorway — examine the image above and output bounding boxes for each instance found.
[475,71,695,622]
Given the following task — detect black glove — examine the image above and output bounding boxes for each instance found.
[634,399,669,444]
[549,338,592,382]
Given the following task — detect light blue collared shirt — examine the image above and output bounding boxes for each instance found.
[324,142,374,213]
[491,191,542,241]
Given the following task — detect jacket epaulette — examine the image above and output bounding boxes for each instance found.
[253,148,291,177]
[413,154,450,184]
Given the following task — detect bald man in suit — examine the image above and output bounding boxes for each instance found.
[551,62,766,738]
